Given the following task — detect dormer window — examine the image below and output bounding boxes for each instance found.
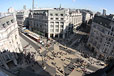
[7,21,10,25]
[55,14,58,16]
[3,50,7,53]
[50,18,53,20]
[56,18,59,20]
[2,23,5,28]
[11,19,14,23]
[61,14,63,16]
[50,13,53,16]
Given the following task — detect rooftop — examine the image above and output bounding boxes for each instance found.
[0,13,11,19]
[0,14,14,30]
[32,8,67,11]
[93,15,114,29]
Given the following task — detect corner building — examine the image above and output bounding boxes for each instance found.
[28,8,82,38]
[0,13,23,69]
[87,15,114,59]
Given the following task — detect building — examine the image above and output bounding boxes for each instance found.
[85,59,114,76]
[28,8,82,38]
[107,14,114,21]
[0,13,23,69]
[95,12,102,16]
[80,9,94,24]
[87,14,114,59]
[0,67,16,76]
[69,9,82,28]
[82,12,93,23]
[103,9,106,16]
[16,5,30,27]
[8,7,15,14]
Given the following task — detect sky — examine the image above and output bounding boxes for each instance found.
[0,0,114,14]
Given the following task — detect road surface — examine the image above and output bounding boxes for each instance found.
[19,32,40,50]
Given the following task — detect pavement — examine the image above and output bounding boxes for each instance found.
[20,32,83,76]
[19,33,52,76]
[20,32,40,50]
[19,30,105,76]
[69,69,82,76]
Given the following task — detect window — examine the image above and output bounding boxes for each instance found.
[61,14,63,16]
[50,25,54,28]
[56,29,59,32]
[61,18,64,20]
[60,22,64,28]
[50,29,54,32]
[55,22,59,25]
[50,22,54,26]
[50,22,54,28]
[56,25,59,28]
[60,29,63,32]
[7,21,10,25]
[109,38,111,41]
[11,19,14,23]
[3,50,7,53]
[15,35,17,39]
[50,18,53,20]
[60,25,64,28]
[55,14,58,16]
[56,18,59,20]
[34,22,35,26]
[110,32,113,35]
[2,23,5,28]
[60,22,64,25]
[111,27,114,31]
[50,13,53,16]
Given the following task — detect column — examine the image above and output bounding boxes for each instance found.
[48,21,50,38]
[53,34,55,38]
[48,33,50,38]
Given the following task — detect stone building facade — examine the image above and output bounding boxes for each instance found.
[69,10,82,28]
[16,6,29,27]
[80,10,94,24]
[28,8,82,38]
[87,15,114,59]
[0,13,23,69]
